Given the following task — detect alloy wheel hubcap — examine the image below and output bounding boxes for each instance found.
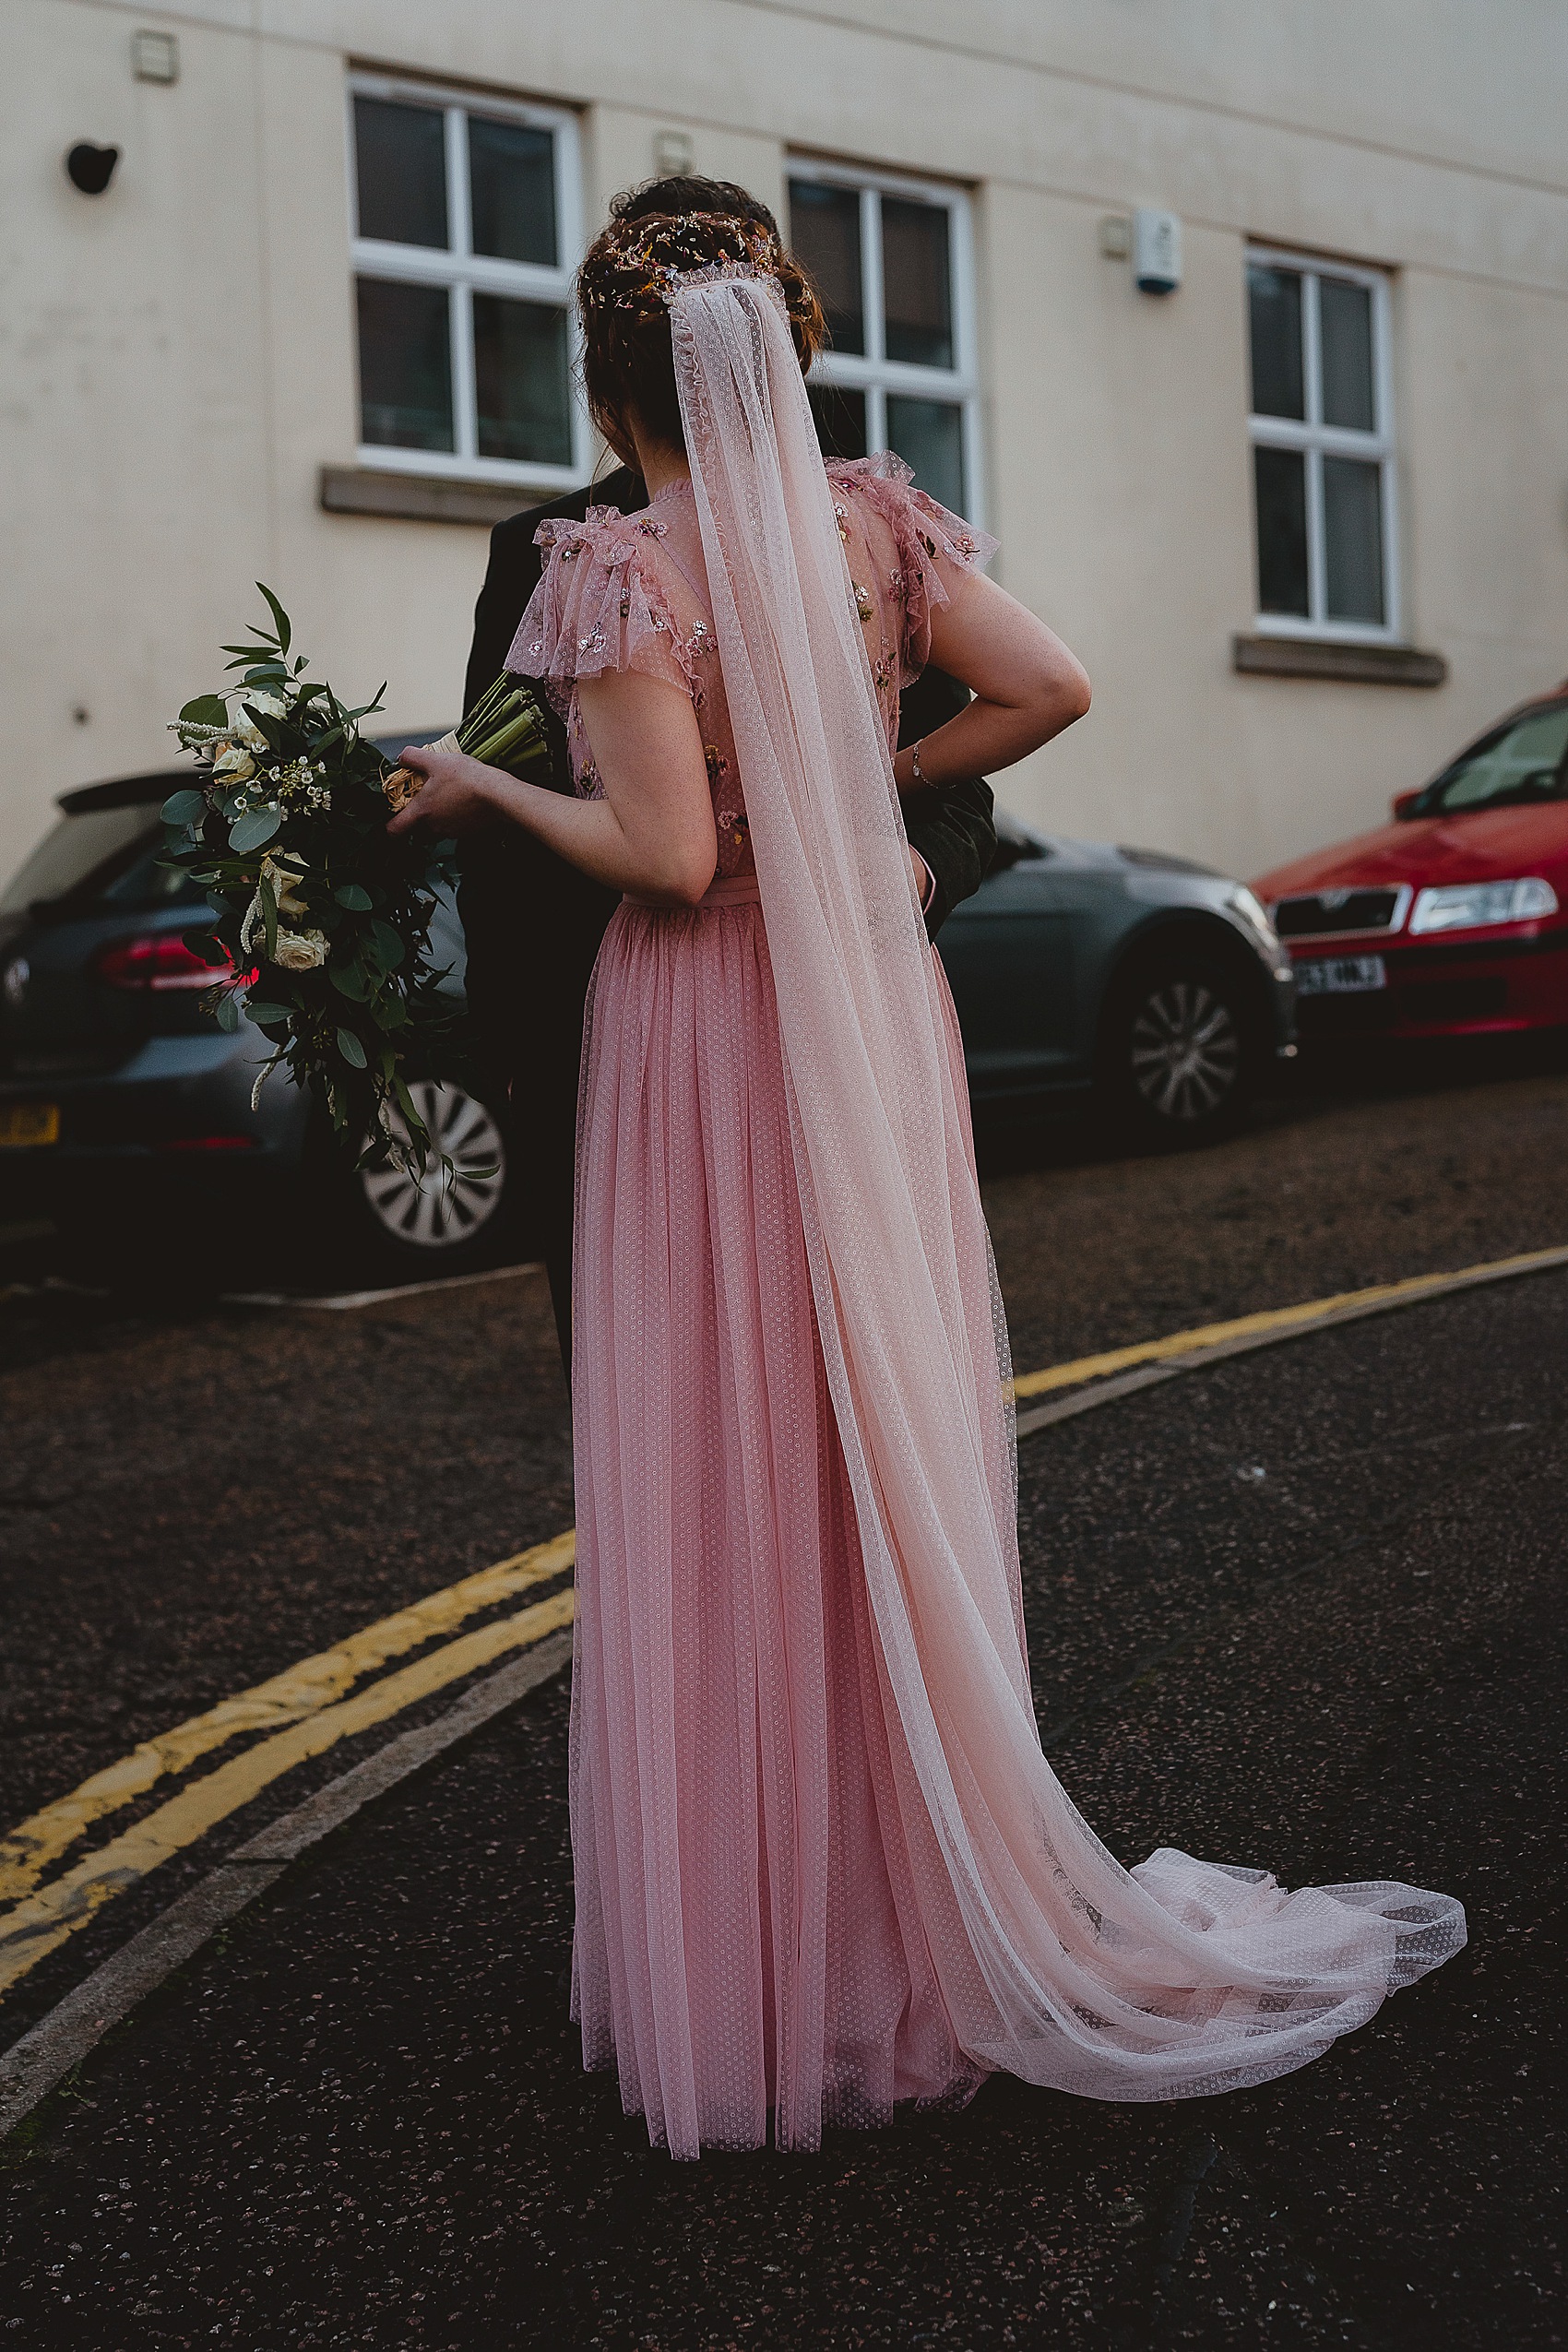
[1129,981,1241,1122]
[359,1081,505,1250]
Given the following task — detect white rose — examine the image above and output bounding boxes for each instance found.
[238,852,310,956]
[261,851,309,921]
[270,927,327,971]
[212,742,255,782]
[232,689,289,749]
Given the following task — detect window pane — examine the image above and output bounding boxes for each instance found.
[1253,445,1309,615]
[790,180,864,355]
[1323,456,1384,623]
[1247,264,1304,420]
[473,295,573,465]
[808,383,867,462]
[469,116,556,267]
[882,197,953,369]
[886,396,965,514]
[354,97,448,250]
[1319,276,1375,432]
[356,278,453,451]
[1429,706,1568,814]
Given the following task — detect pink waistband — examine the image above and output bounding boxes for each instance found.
[624,872,762,911]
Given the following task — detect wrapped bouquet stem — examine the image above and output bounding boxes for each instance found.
[163,586,557,1174]
[380,672,552,814]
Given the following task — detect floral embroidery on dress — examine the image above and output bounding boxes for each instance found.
[511,471,1001,881]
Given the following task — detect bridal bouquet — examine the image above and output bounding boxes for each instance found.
[162,587,553,1172]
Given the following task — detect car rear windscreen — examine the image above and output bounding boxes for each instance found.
[1,803,201,919]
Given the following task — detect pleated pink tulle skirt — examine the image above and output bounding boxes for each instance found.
[569,879,984,2155]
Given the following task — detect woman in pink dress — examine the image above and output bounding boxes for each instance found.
[393,201,1464,2160]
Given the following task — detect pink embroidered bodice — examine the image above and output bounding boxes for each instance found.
[509,455,996,879]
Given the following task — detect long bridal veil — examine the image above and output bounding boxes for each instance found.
[669,267,1464,2099]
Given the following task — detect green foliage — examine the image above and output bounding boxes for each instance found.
[163,585,481,1173]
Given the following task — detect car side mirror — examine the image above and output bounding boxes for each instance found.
[1391,788,1423,820]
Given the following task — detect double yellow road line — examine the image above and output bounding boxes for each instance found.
[5,1242,1565,2001]
[0,1537,575,1995]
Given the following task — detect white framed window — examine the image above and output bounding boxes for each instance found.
[349,75,588,490]
[1247,246,1398,641]
[787,160,982,525]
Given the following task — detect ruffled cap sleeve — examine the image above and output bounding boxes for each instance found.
[505,509,694,712]
[828,453,997,679]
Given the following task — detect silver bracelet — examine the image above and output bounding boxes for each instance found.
[909,738,927,787]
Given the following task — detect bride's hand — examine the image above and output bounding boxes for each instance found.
[908,846,932,911]
[385,743,495,837]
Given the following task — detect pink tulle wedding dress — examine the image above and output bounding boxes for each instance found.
[510,270,1465,2160]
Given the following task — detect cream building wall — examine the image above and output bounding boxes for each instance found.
[4,0,1566,884]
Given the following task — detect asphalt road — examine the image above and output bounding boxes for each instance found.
[2,1054,1566,2349]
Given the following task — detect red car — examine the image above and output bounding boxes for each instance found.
[1253,686,1568,1041]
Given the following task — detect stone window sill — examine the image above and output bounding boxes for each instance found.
[319,465,552,529]
[1232,634,1447,687]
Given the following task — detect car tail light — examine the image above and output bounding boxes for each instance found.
[97,935,232,992]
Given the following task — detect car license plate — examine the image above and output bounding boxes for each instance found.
[1294,954,1387,997]
[0,1100,60,1148]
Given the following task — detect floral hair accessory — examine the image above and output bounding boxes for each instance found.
[578,212,782,324]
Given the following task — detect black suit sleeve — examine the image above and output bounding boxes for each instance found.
[457,474,642,1095]
[463,464,643,719]
[896,665,997,940]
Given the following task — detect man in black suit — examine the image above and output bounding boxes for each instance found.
[457,179,996,1372]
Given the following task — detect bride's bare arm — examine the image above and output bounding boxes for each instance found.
[891,572,1090,792]
[386,671,719,909]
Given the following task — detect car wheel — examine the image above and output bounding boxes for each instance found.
[1102,954,1258,1145]
[347,1078,511,1274]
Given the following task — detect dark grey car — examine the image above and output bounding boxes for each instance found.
[0,770,1294,1277]
[942,812,1296,1132]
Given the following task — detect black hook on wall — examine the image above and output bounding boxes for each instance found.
[65,143,121,196]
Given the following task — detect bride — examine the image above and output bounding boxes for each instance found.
[391,196,1464,2159]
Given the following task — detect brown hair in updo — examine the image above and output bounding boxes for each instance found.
[577,178,827,457]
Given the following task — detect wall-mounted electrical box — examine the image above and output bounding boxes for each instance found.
[1133,208,1182,295]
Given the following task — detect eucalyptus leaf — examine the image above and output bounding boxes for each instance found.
[329,959,372,1002]
[334,883,373,910]
[230,807,281,853]
[370,918,406,964]
[337,1026,368,1070]
[244,999,293,1027]
[177,695,229,731]
[214,992,241,1033]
